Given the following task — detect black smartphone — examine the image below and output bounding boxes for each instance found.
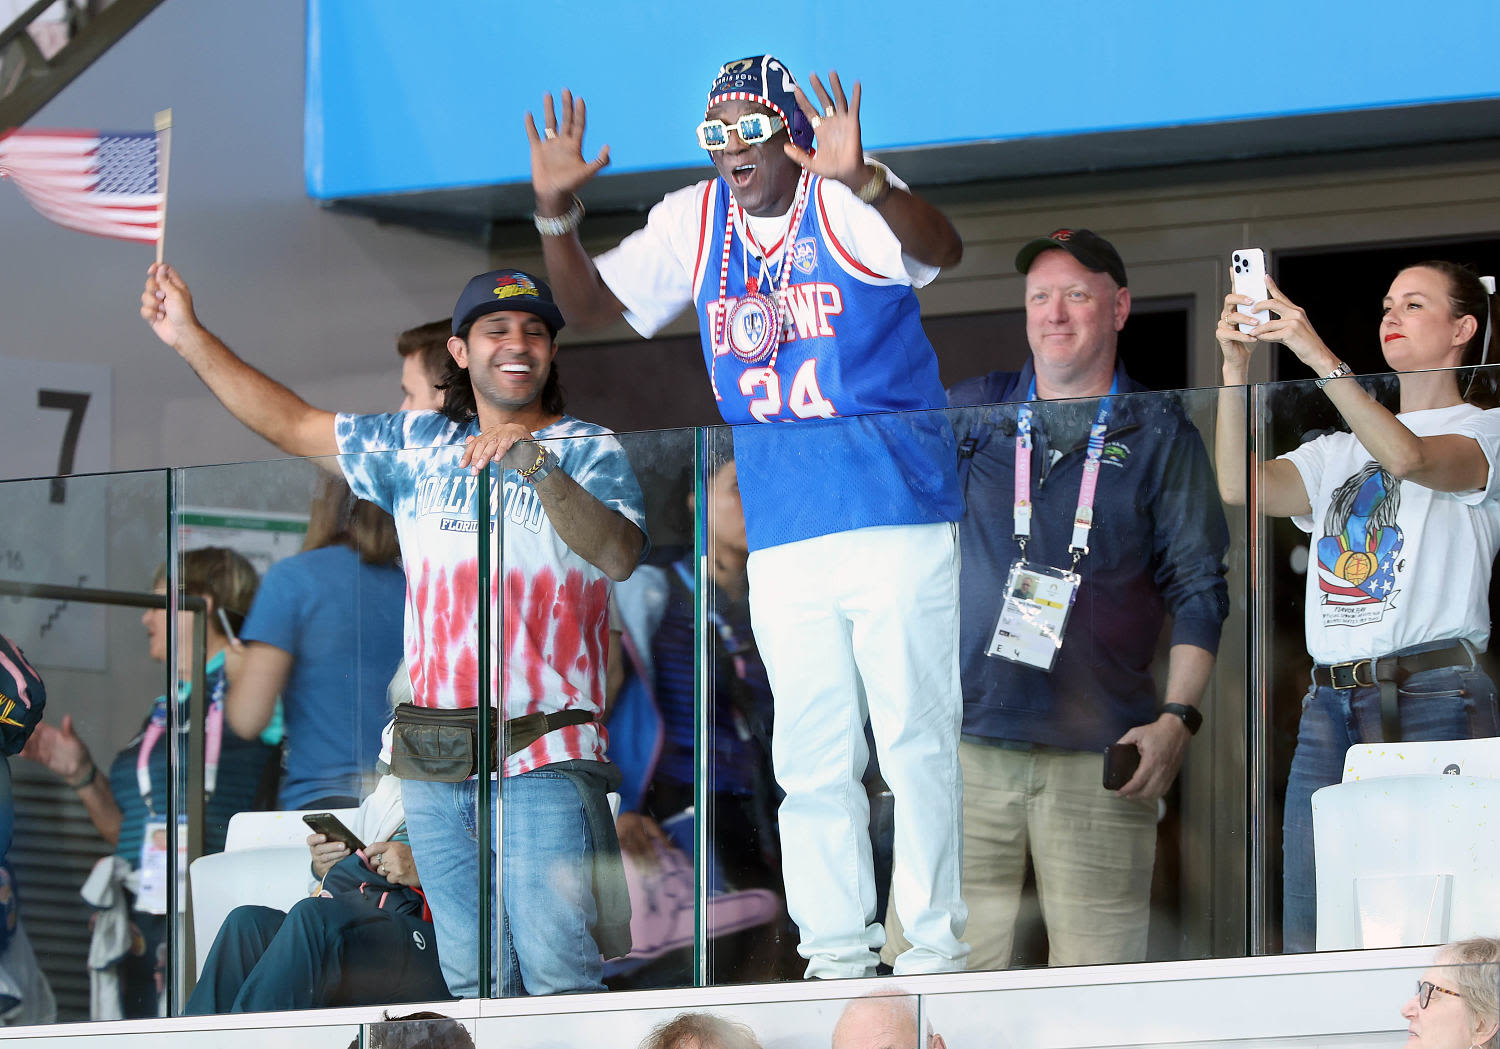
[1102,743,1141,791]
[301,812,365,854]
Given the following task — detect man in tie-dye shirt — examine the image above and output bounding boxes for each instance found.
[141,263,647,999]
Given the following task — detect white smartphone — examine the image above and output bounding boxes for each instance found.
[1231,248,1270,334]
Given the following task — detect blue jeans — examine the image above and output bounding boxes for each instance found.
[1281,661,1499,953]
[400,770,603,997]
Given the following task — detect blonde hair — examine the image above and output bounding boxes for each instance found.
[1440,937,1500,1049]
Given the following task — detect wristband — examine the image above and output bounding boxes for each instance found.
[1314,361,1353,389]
[533,195,584,237]
[854,164,889,205]
[67,762,97,789]
[1161,703,1202,736]
[519,447,558,486]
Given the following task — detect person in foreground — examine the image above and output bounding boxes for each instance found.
[529,54,968,980]
[1214,261,1500,953]
[833,990,947,1049]
[1402,937,1500,1049]
[141,263,646,997]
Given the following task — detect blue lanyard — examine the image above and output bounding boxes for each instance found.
[1013,377,1117,565]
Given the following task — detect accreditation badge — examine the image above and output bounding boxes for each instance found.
[136,817,188,915]
[986,560,1080,671]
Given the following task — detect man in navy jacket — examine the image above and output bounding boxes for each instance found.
[916,229,1229,969]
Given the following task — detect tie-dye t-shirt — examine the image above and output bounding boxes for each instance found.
[335,411,647,776]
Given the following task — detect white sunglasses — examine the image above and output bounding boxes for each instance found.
[696,112,785,150]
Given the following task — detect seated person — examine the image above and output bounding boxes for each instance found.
[640,1012,763,1049]
[185,774,449,1013]
[1401,937,1499,1049]
[22,547,273,1018]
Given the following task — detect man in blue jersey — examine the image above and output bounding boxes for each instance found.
[525,56,968,979]
[935,229,1229,967]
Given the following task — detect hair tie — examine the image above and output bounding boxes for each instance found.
[1481,275,1495,370]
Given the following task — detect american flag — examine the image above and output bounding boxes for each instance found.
[0,128,163,244]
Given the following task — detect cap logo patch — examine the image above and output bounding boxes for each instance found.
[1051,229,1074,241]
[724,59,754,75]
[493,274,539,301]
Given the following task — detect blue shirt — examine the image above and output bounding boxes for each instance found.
[240,544,405,807]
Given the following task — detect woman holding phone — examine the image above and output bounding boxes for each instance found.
[1214,259,1500,952]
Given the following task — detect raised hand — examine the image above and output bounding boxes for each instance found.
[785,71,869,189]
[1215,291,1262,383]
[525,90,610,216]
[140,262,201,349]
[1248,275,1339,374]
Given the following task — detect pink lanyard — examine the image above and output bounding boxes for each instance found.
[136,664,224,816]
[1013,378,1115,566]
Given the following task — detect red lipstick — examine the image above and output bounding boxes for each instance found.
[1384,332,1405,343]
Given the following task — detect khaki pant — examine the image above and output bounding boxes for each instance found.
[884,740,1155,969]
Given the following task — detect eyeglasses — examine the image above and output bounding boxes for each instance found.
[696,113,785,150]
[1417,980,1463,1008]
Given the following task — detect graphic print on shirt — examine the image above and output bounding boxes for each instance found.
[1316,460,1404,626]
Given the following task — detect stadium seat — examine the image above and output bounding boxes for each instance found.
[1312,749,1500,950]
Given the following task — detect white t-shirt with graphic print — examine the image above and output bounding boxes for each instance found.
[1280,402,1500,664]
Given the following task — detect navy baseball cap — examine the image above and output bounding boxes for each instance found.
[451,269,565,337]
[1016,228,1128,288]
[707,55,815,150]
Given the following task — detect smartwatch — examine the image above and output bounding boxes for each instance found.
[1161,702,1202,735]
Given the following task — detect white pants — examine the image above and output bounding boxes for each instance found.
[748,522,968,978]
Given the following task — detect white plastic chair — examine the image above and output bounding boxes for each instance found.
[1341,737,1500,782]
[1312,740,1500,950]
[188,807,358,977]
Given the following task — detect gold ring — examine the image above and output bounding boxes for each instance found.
[544,128,557,140]
[824,106,835,118]
[809,115,821,131]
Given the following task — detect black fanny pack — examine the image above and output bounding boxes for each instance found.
[388,703,594,782]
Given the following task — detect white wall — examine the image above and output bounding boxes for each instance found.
[0,0,486,477]
[0,0,484,754]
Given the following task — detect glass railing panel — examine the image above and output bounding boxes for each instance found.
[492,421,702,995]
[711,388,1247,980]
[1251,362,1500,957]
[916,954,1497,1048]
[697,422,797,985]
[170,447,473,1015]
[472,992,901,1048]
[0,1022,363,1048]
[0,467,171,1024]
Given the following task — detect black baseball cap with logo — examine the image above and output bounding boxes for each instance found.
[451,269,566,337]
[1015,228,1128,288]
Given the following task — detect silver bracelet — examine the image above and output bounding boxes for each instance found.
[533,196,584,237]
[1314,361,1353,389]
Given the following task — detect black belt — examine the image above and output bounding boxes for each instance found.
[1312,641,1472,741]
